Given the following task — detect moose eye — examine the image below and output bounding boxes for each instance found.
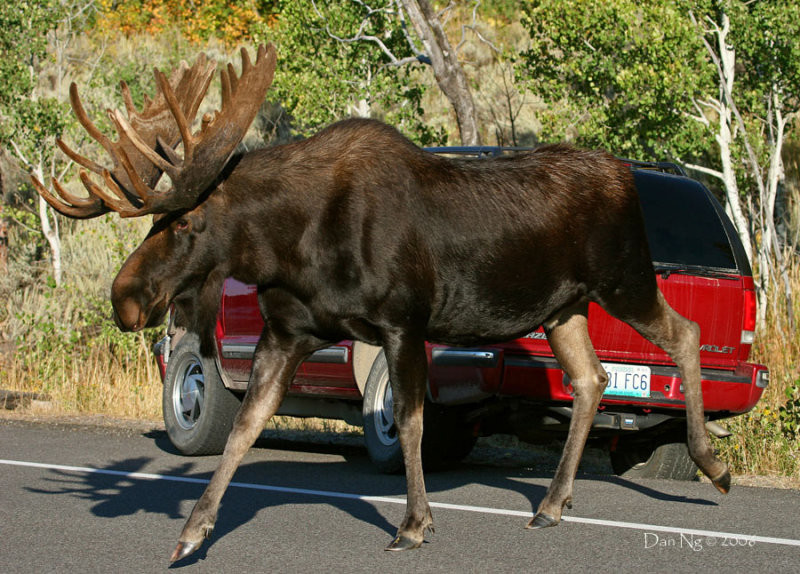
[175,218,190,231]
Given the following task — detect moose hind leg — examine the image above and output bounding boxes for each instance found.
[613,291,730,493]
[170,333,317,563]
[529,303,608,529]
[383,330,434,551]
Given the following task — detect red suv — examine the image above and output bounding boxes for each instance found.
[154,150,768,481]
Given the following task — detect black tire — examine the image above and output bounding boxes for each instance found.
[610,438,698,481]
[362,351,477,473]
[163,333,242,456]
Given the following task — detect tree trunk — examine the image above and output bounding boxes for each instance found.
[714,13,754,267]
[0,208,7,276]
[0,159,6,276]
[32,162,63,287]
[400,0,482,145]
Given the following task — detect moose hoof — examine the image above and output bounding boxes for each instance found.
[385,535,423,552]
[170,540,202,564]
[526,512,559,530]
[711,469,731,495]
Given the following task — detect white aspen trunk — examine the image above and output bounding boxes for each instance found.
[764,90,787,259]
[33,162,63,287]
[715,18,754,266]
[763,91,794,330]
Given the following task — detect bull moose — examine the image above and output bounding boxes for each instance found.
[32,45,731,562]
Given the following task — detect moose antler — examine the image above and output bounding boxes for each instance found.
[33,44,277,218]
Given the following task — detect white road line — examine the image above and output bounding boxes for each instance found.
[2,458,799,548]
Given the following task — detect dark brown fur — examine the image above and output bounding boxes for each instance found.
[106,118,729,559]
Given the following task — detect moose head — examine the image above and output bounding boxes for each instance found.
[32,45,277,347]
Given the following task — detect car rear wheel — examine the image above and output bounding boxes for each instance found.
[362,351,477,473]
[163,333,242,456]
[610,438,698,481]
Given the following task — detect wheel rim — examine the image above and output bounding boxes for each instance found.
[369,373,397,447]
[172,357,205,431]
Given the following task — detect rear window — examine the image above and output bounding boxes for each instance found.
[634,171,738,271]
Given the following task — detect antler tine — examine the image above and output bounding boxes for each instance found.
[220,66,233,110]
[120,81,136,118]
[53,175,108,207]
[88,171,152,218]
[156,134,184,166]
[30,174,109,219]
[88,171,139,213]
[31,175,100,219]
[154,67,196,161]
[68,83,116,157]
[164,54,216,137]
[56,137,106,176]
[111,138,163,206]
[33,50,221,220]
[227,62,239,96]
[58,84,119,179]
[240,45,253,71]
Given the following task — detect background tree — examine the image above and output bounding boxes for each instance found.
[400,0,481,145]
[273,0,484,145]
[517,0,800,323]
[264,0,445,144]
[687,1,800,325]
[0,0,70,285]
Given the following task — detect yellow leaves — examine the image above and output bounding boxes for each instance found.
[93,0,267,46]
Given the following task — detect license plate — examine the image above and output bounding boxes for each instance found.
[602,363,651,398]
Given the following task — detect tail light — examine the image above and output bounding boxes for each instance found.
[741,287,757,350]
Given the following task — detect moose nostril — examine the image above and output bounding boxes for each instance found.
[113,298,144,332]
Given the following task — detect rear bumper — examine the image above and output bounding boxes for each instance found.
[500,355,768,415]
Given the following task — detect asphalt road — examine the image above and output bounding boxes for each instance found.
[1,417,798,573]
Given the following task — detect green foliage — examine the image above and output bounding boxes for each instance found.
[1,97,70,154]
[717,381,800,477]
[1,202,47,266]
[0,0,61,102]
[777,382,800,442]
[265,0,446,145]
[518,0,713,158]
[0,0,68,152]
[734,0,800,105]
[517,0,800,169]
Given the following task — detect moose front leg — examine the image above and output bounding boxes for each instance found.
[170,331,318,563]
[529,304,608,529]
[382,330,433,551]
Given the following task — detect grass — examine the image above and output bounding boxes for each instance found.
[713,260,800,477]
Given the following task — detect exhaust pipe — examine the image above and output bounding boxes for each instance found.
[706,420,732,438]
